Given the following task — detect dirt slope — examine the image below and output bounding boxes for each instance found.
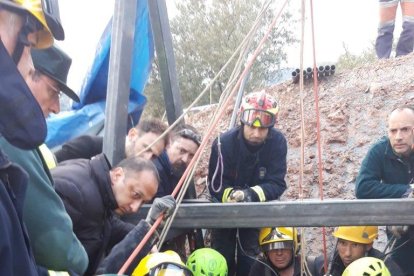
[186,53,414,254]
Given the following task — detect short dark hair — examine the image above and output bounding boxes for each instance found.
[114,156,159,182]
[136,118,169,146]
[171,124,202,146]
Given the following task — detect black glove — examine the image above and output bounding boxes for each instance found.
[228,189,256,202]
[145,195,176,225]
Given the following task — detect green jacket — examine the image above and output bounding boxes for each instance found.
[0,137,88,274]
[355,136,414,273]
[355,136,413,199]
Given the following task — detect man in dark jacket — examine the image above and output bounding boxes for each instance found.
[52,154,175,275]
[152,124,201,257]
[249,227,303,276]
[54,118,169,162]
[355,106,414,273]
[309,226,402,275]
[0,0,64,275]
[208,91,287,276]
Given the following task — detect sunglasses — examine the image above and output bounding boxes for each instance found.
[241,109,275,128]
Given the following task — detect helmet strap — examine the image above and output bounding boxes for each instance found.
[12,13,41,64]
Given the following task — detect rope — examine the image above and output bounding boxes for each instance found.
[117,1,290,273]
[309,0,328,273]
[210,134,224,193]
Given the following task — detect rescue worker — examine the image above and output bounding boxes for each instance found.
[355,106,414,273]
[132,250,193,276]
[54,118,169,162]
[309,226,402,275]
[375,0,414,58]
[249,227,302,276]
[0,45,88,274]
[186,248,228,276]
[0,0,64,274]
[342,257,391,276]
[208,90,287,276]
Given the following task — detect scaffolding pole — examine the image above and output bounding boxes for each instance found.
[123,199,414,228]
[103,0,137,166]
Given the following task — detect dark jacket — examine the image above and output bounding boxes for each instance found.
[309,248,403,276]
[0,137,88,274]
[248,255,303,276]
[54,135,103,163]
[96,220,158,275]
[208,126,287,202]
[52,154,134,275]
[355,136,413,199]
[355,137,414,273]
[153,151,180,198]
[0,149,39,276]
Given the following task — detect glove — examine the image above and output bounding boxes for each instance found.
[388,225,410,238]
[146,195,176,225]
[227,189,255,202]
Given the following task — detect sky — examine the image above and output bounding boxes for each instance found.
[56,0,402,94]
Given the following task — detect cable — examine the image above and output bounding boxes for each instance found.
[236,230,279,276]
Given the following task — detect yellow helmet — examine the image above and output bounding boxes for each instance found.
[0,0,64,48]
[342,257,390,276]
[259,227,298,253]
[332,226,378,244]
[132,250,193,276]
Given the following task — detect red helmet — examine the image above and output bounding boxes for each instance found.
[240,90,279,128]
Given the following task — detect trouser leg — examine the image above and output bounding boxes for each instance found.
[396,1,414,56]
[375,0,398,58]
[236,228,260,276]
[211,228,237,276]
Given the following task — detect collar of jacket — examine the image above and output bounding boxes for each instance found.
[90,153,118,211]
[0,40,46,150]
[158,150,173,175]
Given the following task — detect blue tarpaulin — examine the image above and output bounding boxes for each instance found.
[46,0,154,148]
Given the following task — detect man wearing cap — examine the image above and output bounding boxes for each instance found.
[0,0,64,275]
[308,226,402,275]
[207,91,287,276]
[0,45,88,275]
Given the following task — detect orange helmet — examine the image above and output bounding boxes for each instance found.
[240,90,279,128]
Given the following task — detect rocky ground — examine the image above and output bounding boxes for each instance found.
[185,53,414,255]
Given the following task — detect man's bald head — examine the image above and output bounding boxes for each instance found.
[387,106,414,157]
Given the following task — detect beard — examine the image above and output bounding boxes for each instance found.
[171,161,186,177]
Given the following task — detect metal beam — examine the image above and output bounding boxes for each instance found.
[122,199,414,228]
[103,0,137,165]
[148,0,184,125]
